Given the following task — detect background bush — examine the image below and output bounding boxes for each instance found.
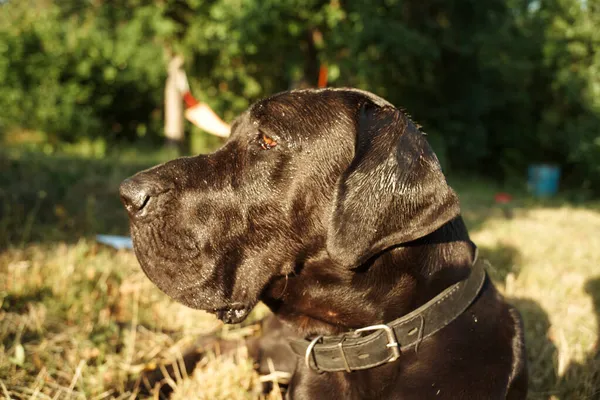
[0,0,598,194]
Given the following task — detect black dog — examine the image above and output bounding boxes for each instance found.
[120,88,527,399]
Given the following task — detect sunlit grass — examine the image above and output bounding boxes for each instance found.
[0,240,221,397]
[471,207,600,399]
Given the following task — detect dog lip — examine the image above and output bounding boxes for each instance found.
[168,290,253,323]
[212,304,253,324]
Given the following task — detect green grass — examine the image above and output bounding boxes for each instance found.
[0,148,599,399]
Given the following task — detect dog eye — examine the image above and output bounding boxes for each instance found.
[258,131,277,150]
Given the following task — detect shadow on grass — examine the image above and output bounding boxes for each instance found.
[475,239,599,398]
[1,287,54,313]
[0,149,170,250]
[558,277,600,398]
[478,243,522,282]
[509,297,558,399]
[484,242,600,398]
[477,241,558,398]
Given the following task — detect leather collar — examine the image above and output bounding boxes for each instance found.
[289,256,487,372]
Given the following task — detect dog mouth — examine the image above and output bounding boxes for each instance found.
[169,285,255,324]
[129,226,257,325]
[212,304,253,324]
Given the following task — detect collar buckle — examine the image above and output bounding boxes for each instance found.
[304,335,324,372]
[355,324,400,363]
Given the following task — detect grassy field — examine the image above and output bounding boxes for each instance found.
[0,148,599,399]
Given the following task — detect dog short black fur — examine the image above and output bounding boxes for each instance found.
[120,88,527,399]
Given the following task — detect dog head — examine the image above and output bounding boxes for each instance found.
[120,88,459,323]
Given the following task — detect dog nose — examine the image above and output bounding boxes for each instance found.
[120,178,153,216]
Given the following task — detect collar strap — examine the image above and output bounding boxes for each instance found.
[289,257,487,373]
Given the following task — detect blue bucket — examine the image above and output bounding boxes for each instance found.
[528,164,560,197]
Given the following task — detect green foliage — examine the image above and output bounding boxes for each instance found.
[531,0,600,193]
[0,1,166,144]
[0,0,599,194]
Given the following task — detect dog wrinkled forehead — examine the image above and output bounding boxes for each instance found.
[246,88,394,140]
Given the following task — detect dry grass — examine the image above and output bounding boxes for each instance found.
[0,239,282,399]
[0,150,599,399]
[470,206,600,399]
[0,241,221,398]
[170,348,283,400]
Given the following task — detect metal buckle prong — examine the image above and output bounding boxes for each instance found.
[355,324,400,363]
[305,335,323,371]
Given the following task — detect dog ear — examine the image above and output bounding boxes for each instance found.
[327,101,460,268]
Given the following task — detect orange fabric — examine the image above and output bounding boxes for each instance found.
[183,91,199,108]
[318,64,328,88]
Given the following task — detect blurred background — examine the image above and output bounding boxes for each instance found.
[0,0,599,399]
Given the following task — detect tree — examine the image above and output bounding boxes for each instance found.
[0,0,598,194]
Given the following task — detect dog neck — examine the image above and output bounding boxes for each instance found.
[262,216,476,337]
